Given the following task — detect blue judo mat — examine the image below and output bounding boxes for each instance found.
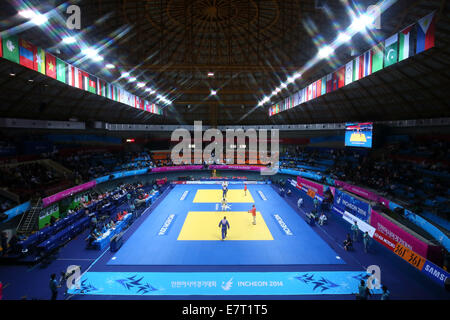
[107,184,345,266]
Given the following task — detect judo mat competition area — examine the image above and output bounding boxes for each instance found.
[65,182,392,298]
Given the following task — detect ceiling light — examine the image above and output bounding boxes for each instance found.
[137,82,145,88]
[336,32,351,43]
[31,14,48,26]
[105,64,115,69]
[92,55,104,62]
[62,36,76,44]
[350,14,375,32]
[318,46,334,59]
[128,77,137,82]
[19,10,34,19]
[207,72,214,77]
[287,76,296,83]
[280,82,287,89]
[210,90,217,96]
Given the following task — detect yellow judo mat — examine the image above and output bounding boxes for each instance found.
[193,189,254,203]
[177,211,274,241]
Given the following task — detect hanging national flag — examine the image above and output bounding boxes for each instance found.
[2,35,20,64]
[331,71,338,91]
[321,76,327,95]
[308,84,313,100]
[34,48,46,74]
[88,75,97,94]
[312,81,317,99]
[416,12,435,54]
[384,34,398,67]
[362,50,372,77]
[56,58,67,83]
[345,61,353,85]
[0,36,2,57]
[67,65,78,87]
[78,70,90,90]
[45,53,57,79]
[337,66,345,88]
[316,79,322,97]
[371,43,384,72]
[399,25,415,61]
[98,79,108,97]
[353,56,361,81]
[19,39,36,70]
[326,73,333,93]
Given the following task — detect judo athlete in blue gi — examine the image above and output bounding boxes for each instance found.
[218,216,230,240]
[222,184,228,199]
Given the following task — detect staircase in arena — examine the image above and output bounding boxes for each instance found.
[16,198,42,235]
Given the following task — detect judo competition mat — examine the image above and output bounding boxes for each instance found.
[107,184,343,265]
[69,183,383,297]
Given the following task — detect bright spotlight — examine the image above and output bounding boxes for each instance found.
[336,32,351,43]
[210,89,217,96]
[280,82,287,89]
[62,36,76,44]
[19,10,35,19]
[31,13,48,25]
[128,77,137,82]
[293,72,302,79]
[105,64,115,69]
[82,48,99,58]
[318,46,334,59]
[137,82,145,88]
[350,14,375,32]
[121,72,130,78]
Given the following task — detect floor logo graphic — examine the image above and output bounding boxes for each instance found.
[221,278,233,291]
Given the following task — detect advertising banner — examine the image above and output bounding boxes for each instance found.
[69,271,382,296]
[334,189,370,222]
[372,230,397,252]
[296,177,324,196]
[3,201,30,222]
[421,260,449,287]
[209,165,266,172]
[151,165,204,172]
[42,180,96,207]
[334,180,380,202]
[370,209,430,258]
[393,242,427,271]
[342,211,376,237]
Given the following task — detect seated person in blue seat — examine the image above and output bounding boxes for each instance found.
[86,228,102,245]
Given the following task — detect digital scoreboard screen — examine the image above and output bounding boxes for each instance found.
[345,122,373,148]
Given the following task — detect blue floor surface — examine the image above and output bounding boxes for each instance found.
[107,185,345,266]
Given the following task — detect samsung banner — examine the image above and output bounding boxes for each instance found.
[334,189,370,222]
